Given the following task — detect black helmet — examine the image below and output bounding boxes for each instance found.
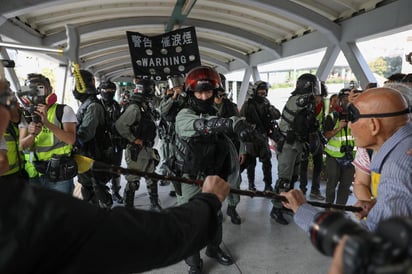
[184,66,221,94]
[294,73,321,95]
[320,81,328,97]
[134,78,155,98]
[99,81,116,91]
[99,81,116,101]
[218,73,226,91]
[254,80,270,92]
[78,70,98,94]
[338,88,351,99]
[72,70,97,102]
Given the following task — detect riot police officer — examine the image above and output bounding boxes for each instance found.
[99,81,124,203]
[73,70,113,207]
[214,74,243,225]
[270,73,320,225]
[174,66,256,273]
[239,81,280,191]
[115,78,161,211]
[156,75,186,197]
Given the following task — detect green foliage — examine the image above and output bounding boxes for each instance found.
[368,57,387,76]
[368,56,402,78]
[383,56,402,78]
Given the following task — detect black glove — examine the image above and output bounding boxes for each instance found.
[234,120,255,142]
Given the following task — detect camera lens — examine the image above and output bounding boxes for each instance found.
[309,211,367,256]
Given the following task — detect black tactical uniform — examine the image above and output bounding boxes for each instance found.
[270,73,320,225]
[239,81,281,191]
[156,75,186,196]
[73,70,113,208]
[115,79,161,211]
[99,81,124,203]
[174,66,257,274]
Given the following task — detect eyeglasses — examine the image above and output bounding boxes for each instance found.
[347,104,411,123]
[216,94,227,99]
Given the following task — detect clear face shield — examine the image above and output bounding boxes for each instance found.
[311,80,321,96]
[168,75,185,89]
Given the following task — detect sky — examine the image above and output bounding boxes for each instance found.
[227,29,412,80]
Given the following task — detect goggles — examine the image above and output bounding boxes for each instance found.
[216,93,227,99]
[347,104,411,123]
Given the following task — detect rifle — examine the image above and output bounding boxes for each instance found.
[73,154,362,212]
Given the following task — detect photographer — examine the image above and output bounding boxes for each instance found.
[323,88,355,205]
[1,86,27,181]
[19,73,77,194]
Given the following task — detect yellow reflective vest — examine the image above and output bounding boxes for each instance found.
[324,112,355,158]
[24,104,72,178]
[2,123,24,176]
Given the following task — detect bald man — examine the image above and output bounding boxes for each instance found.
[280,87,412,233]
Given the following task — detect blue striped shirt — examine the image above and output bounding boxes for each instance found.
[294,123,412,233]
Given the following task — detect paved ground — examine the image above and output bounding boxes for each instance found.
[107,153,358,274]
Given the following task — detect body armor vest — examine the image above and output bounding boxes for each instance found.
[76,96,106,159]
[180,133,231,180]
[130,101,157,146]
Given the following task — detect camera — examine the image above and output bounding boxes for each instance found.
[310,211,412,274]
[340,144,353,153]
[0,59,15,68]
[296,94,315,108]
[338,112,349,122]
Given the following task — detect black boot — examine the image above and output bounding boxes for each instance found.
[111,177,123,204]
[93,181,113,208]
[248,181,256,191]
[270,207,288,225]
[264,183,273,192]
[150,198,162,211]
[123,181,139,208]
[112,192,124,204]
[124,190,135,208]
[185,254,203,274]
[149,182,162,211]
[226,205,241,225]
[205,246,233,266]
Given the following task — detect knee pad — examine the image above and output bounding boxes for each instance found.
[275,178,291,193]
[126,181,140,192]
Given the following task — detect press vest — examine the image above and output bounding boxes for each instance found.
[324,112,355,158]
[24,104,72,178]
[2,123,24,176]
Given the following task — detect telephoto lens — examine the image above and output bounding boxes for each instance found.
[309,211,367,256]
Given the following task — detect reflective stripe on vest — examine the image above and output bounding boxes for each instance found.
[324,113,355,158]
[2,123,23,176]
[24,104,72,177]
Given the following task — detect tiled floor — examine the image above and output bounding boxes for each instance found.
[112,153,358,274]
